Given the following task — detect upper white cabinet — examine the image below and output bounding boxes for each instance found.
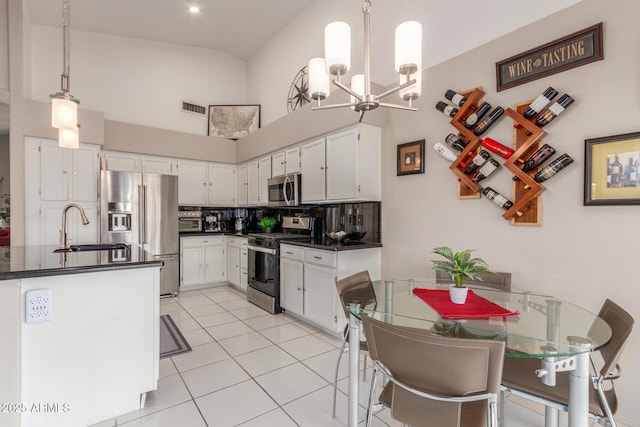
[301,125,381,203]
[39,140,100,202]
[247,156,271,206]
[272,147,301,177]
[101,151,178,175]
[178,160,236,206]
[237,164,248,206]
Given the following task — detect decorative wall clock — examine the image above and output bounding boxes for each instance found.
[287,65,310,113]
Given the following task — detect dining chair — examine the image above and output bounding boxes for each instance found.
[435,270,512,291]
[332,270,377,418]
[361,313,506,427]
[500,298,634,427]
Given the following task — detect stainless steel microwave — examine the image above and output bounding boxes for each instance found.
[267,174,301,207]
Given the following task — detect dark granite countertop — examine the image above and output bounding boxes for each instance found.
[0,245,163,281]
[179,232,251,238]
[280,239,383,252]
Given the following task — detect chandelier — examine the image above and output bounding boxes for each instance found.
[308,0,422,121]
[50,0,80,149]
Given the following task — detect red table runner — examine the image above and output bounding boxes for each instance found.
[412,288,520,319]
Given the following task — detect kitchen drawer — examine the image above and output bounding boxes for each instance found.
[305,248,336,268]
[227,237,240,248]
[182,236,223,247]
[281,245,305,261]
[240,238,248,249]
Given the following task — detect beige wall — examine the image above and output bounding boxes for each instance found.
[381,0,639,423]
[0,0,7,93]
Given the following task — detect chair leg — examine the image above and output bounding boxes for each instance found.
[365,364,379,427]
[362,353,368,381]
[332,333,349,418]
[595,382,617,427]
[499,388,508,426]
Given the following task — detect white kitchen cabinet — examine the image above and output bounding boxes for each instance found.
[178,160,235,206]
[38,139,99,202]
[180,236,226,290]
[247,156,271,206]
[240,238,248,291]
[301,125,381,203]
[178,160,208,205]
[102,151,178,175]
[273,147,300,177]
[237,164,248,206]
[226,237,241,287]
[207,163,236,206]
[280,243,381,334]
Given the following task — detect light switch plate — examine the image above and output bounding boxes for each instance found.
[25,289,53,323]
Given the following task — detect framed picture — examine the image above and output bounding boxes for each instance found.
[208,104,261,139]
[397,139,425,176]
[584,131,640,205]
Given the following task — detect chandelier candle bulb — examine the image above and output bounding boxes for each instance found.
[444,89,467,107]
[523,87,558,119]
[324,21,351,76]
[308,58,330,100]
[534,154,574,182]
[395,21,422,75]
[481,137,514,159]
[350,74,365,109]
[464,102,491,129]
[433,143,458,162]
[473,106,504,135]
[435,101,458,118]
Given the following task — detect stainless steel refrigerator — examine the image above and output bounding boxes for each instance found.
[100,170,179,296]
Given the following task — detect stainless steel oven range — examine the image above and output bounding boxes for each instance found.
[247,216,310,314]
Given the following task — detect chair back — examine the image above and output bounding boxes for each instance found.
[435,270,512,291]
[362,314,505,426]
[591,299,634,377]
[336,271,376,319]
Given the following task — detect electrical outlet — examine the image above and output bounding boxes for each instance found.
[25,289,53,323]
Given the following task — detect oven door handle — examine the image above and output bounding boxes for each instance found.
[248,245,277,255]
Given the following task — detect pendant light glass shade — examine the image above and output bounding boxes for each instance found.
[399,68,422,101]
[350,74,365,110]
[324,21,351,76]
[58,127,79,149]
[395,21,422,75]
[308,57,330,100]
[51,97,78,129]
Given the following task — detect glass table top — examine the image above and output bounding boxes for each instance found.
[346,279,612,358]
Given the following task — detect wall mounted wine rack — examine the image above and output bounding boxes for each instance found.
[446,87,553,226]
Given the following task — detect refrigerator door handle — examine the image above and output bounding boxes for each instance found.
[142,184,148,245]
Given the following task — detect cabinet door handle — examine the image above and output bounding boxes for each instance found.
[313,256,322,260]
[285,251,293,255]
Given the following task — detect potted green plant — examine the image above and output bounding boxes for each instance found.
[258,216,277,233]
[431,246,491,304]
[0,194,9,229]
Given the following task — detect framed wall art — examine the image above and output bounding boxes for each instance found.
[397,139,425,176]
[584,131,640,205]
[208,104,261,139]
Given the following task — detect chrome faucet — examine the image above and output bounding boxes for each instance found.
[60,203,90,250]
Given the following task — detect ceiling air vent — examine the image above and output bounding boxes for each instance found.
[181,101,206,116]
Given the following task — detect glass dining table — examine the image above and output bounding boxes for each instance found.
[343,279,612,427]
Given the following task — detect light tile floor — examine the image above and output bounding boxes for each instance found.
[89,286,617,427]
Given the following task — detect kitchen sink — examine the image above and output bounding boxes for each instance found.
[53,243,130,253]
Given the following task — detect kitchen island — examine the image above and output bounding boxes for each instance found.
[0,245,162,427]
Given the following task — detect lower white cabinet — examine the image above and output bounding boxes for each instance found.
[280,244,381,334]
[226,236,247,290]
[180,236,226,290]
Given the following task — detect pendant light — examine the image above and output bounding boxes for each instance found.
[50,0,80,149]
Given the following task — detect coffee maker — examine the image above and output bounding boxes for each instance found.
[204,213,226,232]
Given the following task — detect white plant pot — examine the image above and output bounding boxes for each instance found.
[449,284,469,304]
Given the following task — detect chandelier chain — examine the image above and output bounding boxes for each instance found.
[62,0,71,92]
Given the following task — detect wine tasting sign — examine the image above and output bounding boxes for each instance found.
[496,23,603,91]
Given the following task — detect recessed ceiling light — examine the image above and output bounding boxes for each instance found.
[188,6,200,14]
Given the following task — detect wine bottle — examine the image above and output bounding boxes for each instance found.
[512,144,556,181]
[472,158,500,183]
[534,154,574,182]
[473,106,504,135]
[464,102,491,129]
[435,101,458,118]
[481,137,514,159]
[464,150,490,175]
[482,187,513,210]
[610,154,623,187]
[445,133,468,152]
[535,94,574,127]
[444,89,467,107]
[433,143,458,162]
[623,157,638,187]
[523,87,558,119]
